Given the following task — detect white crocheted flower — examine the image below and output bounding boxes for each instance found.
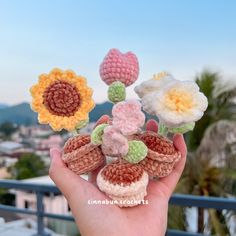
[134,72,175,99]
[142,80,208,128]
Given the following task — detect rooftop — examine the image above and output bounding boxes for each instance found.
[0,141,23,151]
[21,174,88,185]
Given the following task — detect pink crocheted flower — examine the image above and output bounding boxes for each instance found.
[102,126,129,157]
[99,49,139,87]
[112,100,145,135]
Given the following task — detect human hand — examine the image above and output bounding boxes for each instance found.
[49,116,187,236]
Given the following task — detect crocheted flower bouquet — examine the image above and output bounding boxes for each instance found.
[30,48,208,207]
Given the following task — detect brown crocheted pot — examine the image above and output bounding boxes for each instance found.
[97,160,149,207]
[62,134,105,175]
[134,131,181,177]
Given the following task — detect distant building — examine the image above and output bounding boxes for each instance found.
[0,156,17,168]
[0,141,33,158]
[35,135,64,161]
[37,135,63,150]
[0,167,11,178]
[0,141,23,154]
[19,125,52,138]
[15,175,87,235]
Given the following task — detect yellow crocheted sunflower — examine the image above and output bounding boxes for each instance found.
[30,68,95,131]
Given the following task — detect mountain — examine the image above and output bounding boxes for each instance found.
[89,102,113,122]
[0,102,113,125]
[0,101,156,126]
[0,103,37,125]
[0,103,8,109]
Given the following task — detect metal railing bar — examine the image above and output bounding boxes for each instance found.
[43,212,74,221]
[0,180,60,194]
[1,179,236,211]
[0,204,37,215]
[35,192,47,236]
[169,194,236,210]
[166,229,204,236]
[0,203,74,221]
[0,179,235,236]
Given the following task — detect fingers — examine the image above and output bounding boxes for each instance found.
[150,134,187,199]
[94,115,110,128]
[49,147,91,200]
[146,119,158,132]
[50,115,110,198]
[173,134,187,158]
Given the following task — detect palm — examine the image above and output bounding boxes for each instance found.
[186,70,236,151]
[70,177,168,236]
[49,119,187,236]
[169,71,236,235]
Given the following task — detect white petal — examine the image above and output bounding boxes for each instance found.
[194,92,208,111]
[135,77,176,98]
[158,110,185,127]
[142,94,156,115]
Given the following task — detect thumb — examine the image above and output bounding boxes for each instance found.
[49,147,89,200]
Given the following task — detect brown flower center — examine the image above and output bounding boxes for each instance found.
[101,162,143,186]
[43,80,80,117]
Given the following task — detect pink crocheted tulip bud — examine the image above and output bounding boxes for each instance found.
[101,126,129,157]
[99,49,139,87]
[112,100,145,135]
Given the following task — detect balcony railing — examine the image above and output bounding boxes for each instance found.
[0,179,236,236]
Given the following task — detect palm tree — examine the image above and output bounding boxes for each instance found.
[186,70,236,151]
[168,70,236,235]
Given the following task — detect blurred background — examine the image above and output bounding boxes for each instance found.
[0,0,235,235]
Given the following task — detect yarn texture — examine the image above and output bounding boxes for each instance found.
[112,100,145,135]
[30,49,209,208]
[91,123,109,145]
[108,81,126,103]
[123,140,148,164]
[100,48,139,87]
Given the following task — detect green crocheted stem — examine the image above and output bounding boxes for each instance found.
[168,122,195,134]
[91,124,109,145]
[158,122,169,137]
[123,140,148,164]
[75,118,89,133]
[107,81,126,103]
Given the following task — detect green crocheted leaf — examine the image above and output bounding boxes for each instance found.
[123,140,148,164]
[91,124,109,145]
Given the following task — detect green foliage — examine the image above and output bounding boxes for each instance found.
[9,153,47,180]
[168,70,236,234]
[167,206,187,230]
[186,70,236,151]
[0,188,15,205]
[0,122,18,137]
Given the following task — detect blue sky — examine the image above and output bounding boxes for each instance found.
[0,0,235,104]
